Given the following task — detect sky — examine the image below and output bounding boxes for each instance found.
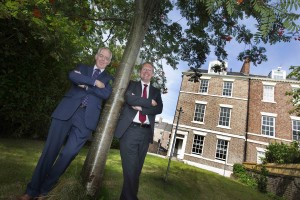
[158,8,300,124]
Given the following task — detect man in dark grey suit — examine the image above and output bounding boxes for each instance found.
[115,62,163,200]
[18,47,113,200]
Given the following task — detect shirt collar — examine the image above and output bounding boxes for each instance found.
[140,80,150,86]
[94,65,104,73]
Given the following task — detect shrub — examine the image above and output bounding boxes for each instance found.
[233,163,246,174]
[263,142,300,164]
[256,166,268,193]
[232,164,257,188]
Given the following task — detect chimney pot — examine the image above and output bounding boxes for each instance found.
[240,57,250,75]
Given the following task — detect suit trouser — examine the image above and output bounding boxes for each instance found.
[25,107,92,197]
[119,125,151,200]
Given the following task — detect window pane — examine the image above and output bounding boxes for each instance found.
[257,151,265,164]
[292,120,300,141]
[218,107,231,127]
[222,81,232,96]
[194,104,206,122]
[261,115,275,136]
[199,79,209,93]
[192,135,205,155]
[216,139,228,161]
[263,85,274,102]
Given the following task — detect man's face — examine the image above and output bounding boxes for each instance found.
[140,63,154,83]
[95,49,112,69]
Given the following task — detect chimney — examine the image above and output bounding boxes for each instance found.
[159,116,163,123]
[240,56,250,75]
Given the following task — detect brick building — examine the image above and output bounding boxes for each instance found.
[246,68,300,164]
[168,60,300,176]
[148,117,172,156]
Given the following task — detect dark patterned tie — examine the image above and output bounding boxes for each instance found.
[81,69,101,106]
[92,69,101,79]
[139,84,148,123]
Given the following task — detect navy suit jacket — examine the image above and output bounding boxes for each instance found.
[51,64,113,130]
[114,80,163,143]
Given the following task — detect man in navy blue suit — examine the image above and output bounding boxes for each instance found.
[18,47,113,200]
[114,62,163,200]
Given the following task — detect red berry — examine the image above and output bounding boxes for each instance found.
[33,8,41,18]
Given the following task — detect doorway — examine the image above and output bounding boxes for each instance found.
[174,134,185,159]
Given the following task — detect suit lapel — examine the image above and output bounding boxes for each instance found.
[137,81,155,98]
[135,81,142,97]
[148,84,156,99]
[98,70,106,79]
[87,67,93,77]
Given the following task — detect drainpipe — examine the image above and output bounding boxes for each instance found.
[243,77,250,162]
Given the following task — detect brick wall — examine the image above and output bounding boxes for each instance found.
[173,73,249,172]
[248,79,295,139]
[244,163,300,200]
[178,75,249,136]
[267,175,300,200]
[246,78,298,163]
[172,70,299,175]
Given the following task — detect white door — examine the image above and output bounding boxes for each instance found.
[175,138,184,159]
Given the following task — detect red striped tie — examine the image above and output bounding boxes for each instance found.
[139,84,148,123]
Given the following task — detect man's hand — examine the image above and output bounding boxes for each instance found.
[95,80,105,88]
[132,106,142,111]
[151,99,157,106]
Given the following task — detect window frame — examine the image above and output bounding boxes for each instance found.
[218,105,232,128]
[222,80,233,97]
[215,139,229,161]
[199,79,209,94]
[262,81,276,103]
[261,112,277,137]
[256,147,266,164]
[193,102,207,123]
[191,134,205,155]
[291,117,300,141]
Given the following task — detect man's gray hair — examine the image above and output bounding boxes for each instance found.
[97,47,112,60]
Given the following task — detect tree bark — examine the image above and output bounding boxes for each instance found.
[81,0,161,198]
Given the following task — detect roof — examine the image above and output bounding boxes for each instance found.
[183,69,298,81]
[155,122,173,132]
[197,69,268,78]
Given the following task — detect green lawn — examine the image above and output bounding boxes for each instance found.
[0,138,279,200]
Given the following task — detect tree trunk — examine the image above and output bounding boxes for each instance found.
[81,0,161,198]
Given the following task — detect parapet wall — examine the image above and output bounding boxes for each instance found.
[243,162,300,200]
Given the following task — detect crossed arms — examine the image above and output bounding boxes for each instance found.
[125,82,163,116]
[73,70,105,89]
[69,68,112,100]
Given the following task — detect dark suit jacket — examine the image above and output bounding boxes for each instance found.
[114,80,163,142]
[51,64,113,130]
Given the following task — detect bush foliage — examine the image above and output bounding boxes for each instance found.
[233,164,257,188]
[256,166,268,193]
[0,1,113,138]
[263,142,300,164]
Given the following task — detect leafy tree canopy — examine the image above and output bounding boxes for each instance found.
[1,0,300,137]
[287,65,300,116]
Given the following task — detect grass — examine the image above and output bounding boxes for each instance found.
[0,138,280,200]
